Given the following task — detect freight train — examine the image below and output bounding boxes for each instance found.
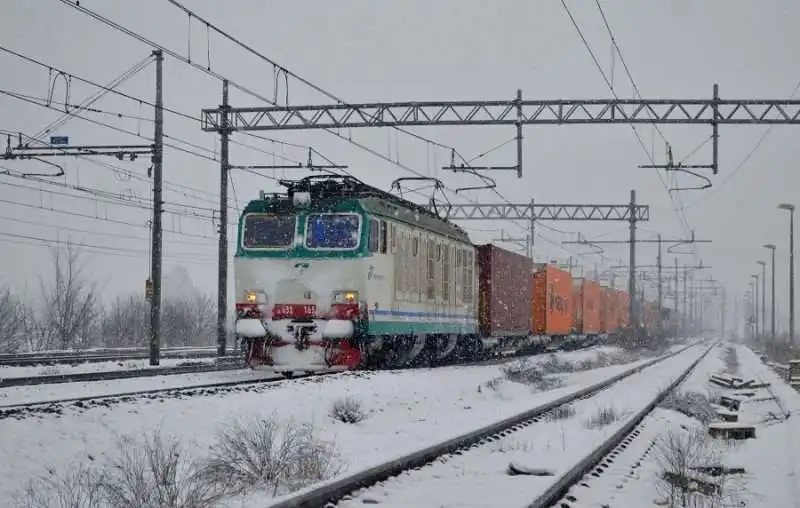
[233,175,661,375]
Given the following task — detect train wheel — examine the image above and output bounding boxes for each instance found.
[280,371,294,378]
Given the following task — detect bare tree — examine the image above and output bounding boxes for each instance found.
[38,242,100,350]
[0,286,25,353]
[161,293,216,347]
[101,295,149,348]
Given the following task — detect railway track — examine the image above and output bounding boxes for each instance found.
[0,341,679,420]
[0,338,625,388]
[0,357,243,388]
[0,369,352,421]
[263,340,711,508]
[0,346,217,367]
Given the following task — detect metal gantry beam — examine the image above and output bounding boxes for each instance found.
[427,203,649,221]
[200,91,800,132]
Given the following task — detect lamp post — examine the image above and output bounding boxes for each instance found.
[764,244,776,341]
[757,260,766,337]
[751,273,759,337]
[779,203,795,345]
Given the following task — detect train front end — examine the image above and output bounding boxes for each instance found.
[233,183,369,375]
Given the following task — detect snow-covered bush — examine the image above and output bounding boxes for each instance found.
[100,432,227,508]
[329,396,368,424]
[14,463,104,508]
[653,426,745,507]
[201,415,343,496]
[659,391,718,424]
[14,431,226,508]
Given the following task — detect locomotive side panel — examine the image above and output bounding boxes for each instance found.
[476,244,533,337]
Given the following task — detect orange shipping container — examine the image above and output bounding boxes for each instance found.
[572,278,602,334]
[532,264,573,336]
[603,288,620,333]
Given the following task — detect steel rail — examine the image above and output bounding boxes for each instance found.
[0,358,243,388]
[265,341,705,508]
[0,370,344,420]
[526,342,715,508]
[0,348,217,366]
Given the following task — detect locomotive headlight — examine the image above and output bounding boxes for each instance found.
[333,290,359,304]
[245,290,267,304]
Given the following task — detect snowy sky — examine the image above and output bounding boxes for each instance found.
[0,0,798,335]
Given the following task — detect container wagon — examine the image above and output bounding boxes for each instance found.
[476,244,539,354]
[532,263,573,341]
[572,277,602,338]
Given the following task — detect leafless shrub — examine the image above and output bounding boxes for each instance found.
[200,415,343,497]
[14,463,104,508]
[653,426,746,507]
[100,431,228,508]
[660,391,718,424]
[329,396,368,424]
[545,405,576,421]
[584,406,619,429]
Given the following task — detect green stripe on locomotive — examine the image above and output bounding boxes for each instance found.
[367,320,476,335]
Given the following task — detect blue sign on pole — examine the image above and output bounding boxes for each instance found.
[49,136,69,145]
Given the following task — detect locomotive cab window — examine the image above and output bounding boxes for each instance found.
[380,220,387,253]
[368,219,380,253]
[305,213,361,250]
[242,214,296,249]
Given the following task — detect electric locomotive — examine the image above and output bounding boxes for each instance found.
[233,175,480,375]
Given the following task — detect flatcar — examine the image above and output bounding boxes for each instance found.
[232,175,661,375]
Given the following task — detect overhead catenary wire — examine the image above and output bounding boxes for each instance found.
[562,0,701,270]
[55,0,594,263]
[0,44,316,165]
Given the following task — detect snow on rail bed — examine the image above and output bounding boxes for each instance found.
[575,342,800,507]
[0,355,217,380]
[0,344,683,503]
[324,343,707,508]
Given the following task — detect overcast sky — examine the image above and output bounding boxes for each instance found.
[1,0,798,336]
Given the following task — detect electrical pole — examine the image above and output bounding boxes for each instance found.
[752,273,760,337]
[721,287,726,340]
[758,260,766,338]
[657,234,663,337]
[765,243,777,341]
[628,190,637,336]
[217,80,230,357]
[674,257,680,333]
[149,49,164,366]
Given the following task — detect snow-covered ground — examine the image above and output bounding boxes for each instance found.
[327,343,707,508]
[0,344,626,408]
[0,344,682,504]
[0,355,219,380]
[582,342,800,508]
